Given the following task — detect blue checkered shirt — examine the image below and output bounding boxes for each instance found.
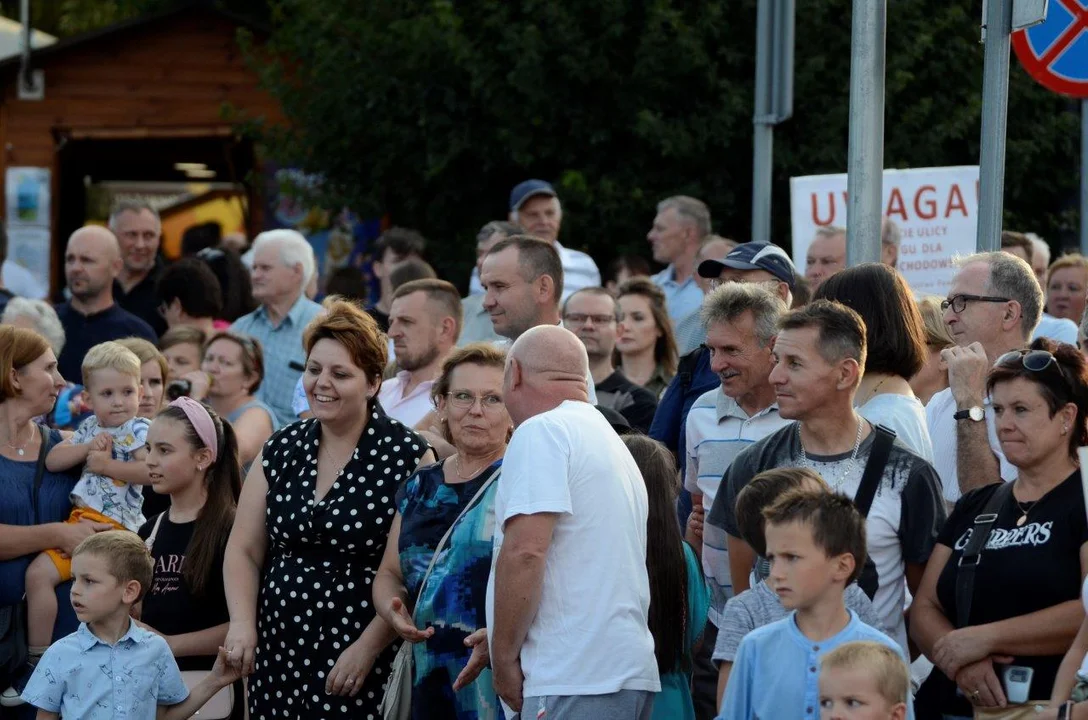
[230,294,323,430]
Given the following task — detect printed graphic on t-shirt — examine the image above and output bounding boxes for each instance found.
[149,551,187,596]
[954,522,1053,551]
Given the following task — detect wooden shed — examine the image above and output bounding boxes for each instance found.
[0,2,283,295]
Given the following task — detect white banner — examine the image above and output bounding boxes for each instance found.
[789,166,979,298]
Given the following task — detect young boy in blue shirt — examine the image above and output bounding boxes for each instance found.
[819,641,910,720]
[718,489,913,720]
[22,531,239,720]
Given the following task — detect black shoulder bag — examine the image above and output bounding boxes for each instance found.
[0,425,49,683]
[955,481,1015,629]
[852,424,897,601]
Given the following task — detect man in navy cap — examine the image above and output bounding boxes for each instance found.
[467,180,600,300]
[698,241,796,307]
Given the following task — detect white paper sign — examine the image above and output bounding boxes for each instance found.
[7,227,51,290]
[5,167,51,228]
[789,166,980,298]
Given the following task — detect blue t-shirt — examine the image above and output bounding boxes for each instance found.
[55,302,157,384]
[652,542,710,720]
[719,610,914,720]
[0,427,77,607]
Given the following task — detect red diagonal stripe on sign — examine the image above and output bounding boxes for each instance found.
[1039,0,1088,67]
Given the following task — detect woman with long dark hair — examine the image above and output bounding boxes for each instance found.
[137,398,244,718]
[616,279,679,397]
[622,435,709,720]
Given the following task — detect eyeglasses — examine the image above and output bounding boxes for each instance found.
[995,349,1070,388]
[940,294,1010,314]
[446,391,505,411]
[563,313,616,326]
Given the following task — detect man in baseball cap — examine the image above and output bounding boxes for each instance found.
[698,241,796,306]
[498,179,600,300]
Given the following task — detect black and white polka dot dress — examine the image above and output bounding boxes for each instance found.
[250,404,427,719]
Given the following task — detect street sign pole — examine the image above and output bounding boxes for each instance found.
[1082,99,1088,254]
[845,0,886,266]
[751,0,794,245]
[977,0,1013,253]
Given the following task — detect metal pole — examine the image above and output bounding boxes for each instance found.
[1081,99,1088,255]
[976,0,1013,252]
[751,0,774,245]
[845,0,887,266]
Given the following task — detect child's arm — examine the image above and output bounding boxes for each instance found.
[35,711,59,720]
[45,438,90,472]
[85,448,151,485]
[156,648,240,720]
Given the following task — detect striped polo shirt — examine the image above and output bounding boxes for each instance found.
[684,387,789,626]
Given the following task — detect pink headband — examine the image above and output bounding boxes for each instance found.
[169,397,218,463]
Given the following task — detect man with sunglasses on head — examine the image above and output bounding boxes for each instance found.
[925,251,1043,504]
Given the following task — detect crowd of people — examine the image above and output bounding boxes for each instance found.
[2,179,1088,720]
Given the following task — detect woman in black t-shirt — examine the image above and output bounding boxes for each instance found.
[136,399,243,716]
[911,339,1088,718]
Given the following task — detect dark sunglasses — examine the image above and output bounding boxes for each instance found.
[995,349,1070,387]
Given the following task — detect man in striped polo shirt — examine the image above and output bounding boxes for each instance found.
[684,282,790,719]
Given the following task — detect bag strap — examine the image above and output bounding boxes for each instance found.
[955,481,1015,628]
[30,425,48,525]
[853,424,896,517]
[411,465,501,615]
[143,512,167,552]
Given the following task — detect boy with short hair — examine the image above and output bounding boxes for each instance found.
[22,531,239,720]
[27,342,151,666]
[718,489,914,720]
[714,468,884,707]
[819,641,910,720]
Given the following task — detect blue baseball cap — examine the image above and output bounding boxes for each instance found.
[698,242,797,289]
[509,179,557,212]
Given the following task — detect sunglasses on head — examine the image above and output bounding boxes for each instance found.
[995,349,1069,386]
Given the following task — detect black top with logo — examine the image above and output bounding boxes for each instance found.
[924,472,1088,714]
[137,511,229,671]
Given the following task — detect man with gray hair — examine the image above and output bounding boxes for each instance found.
[881,218,901,268]
[230,229,322,429]
[681,282,790,717]
[925,251,1043,502]
[487,325,658,718]
[109,200,167,336]
[648,195,712,325]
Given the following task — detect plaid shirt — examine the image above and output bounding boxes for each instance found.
[231,294,323,430]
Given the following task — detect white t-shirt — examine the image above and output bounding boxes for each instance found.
[924,387,1017,503]
[1033,313,1079,345]
[486,400,660,700]
[859,393,935,463]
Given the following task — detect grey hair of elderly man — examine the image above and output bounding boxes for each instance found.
[504,325,590,426]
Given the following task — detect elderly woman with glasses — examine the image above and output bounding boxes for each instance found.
[374,343,513,720]
[911,338,1088,719]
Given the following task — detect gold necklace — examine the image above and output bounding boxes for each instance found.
[454,452,500,480]
[858,376,890,406]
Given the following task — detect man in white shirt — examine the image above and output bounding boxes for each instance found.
[487,325,659,719]
[468,180,601,300]
[381,279,461,427]
[683,282,789,718]
[647,195,710,325]
[925,251,1042,503]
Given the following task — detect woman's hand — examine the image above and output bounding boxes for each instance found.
[325,638,377,697]
[54,519,113,555]
[387,597,434,643]
[492,657,524,713]
[180,371,211,401]
[453,629,489,691]
[223,621,258,677]
[933,625,994,679]
[955,655,1014,708]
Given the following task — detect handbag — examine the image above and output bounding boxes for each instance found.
[380,467,501,720]
[144,513,235,719]
[0,426,48,683]
[956,483,1048,719]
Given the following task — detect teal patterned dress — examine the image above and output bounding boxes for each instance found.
[395,460,501,720]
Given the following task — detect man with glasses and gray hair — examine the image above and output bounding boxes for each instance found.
[230,229,322,429]
[460,220,521,346]
[925,251,1043,503]
[648,195,712,325]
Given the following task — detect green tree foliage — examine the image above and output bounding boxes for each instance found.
[241,0,1080,282]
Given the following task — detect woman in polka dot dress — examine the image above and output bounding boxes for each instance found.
[223,302,434,719]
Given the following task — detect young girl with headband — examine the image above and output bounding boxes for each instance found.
[137,397,244,719]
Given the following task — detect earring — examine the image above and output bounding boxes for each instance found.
[1062,425,1069,436]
